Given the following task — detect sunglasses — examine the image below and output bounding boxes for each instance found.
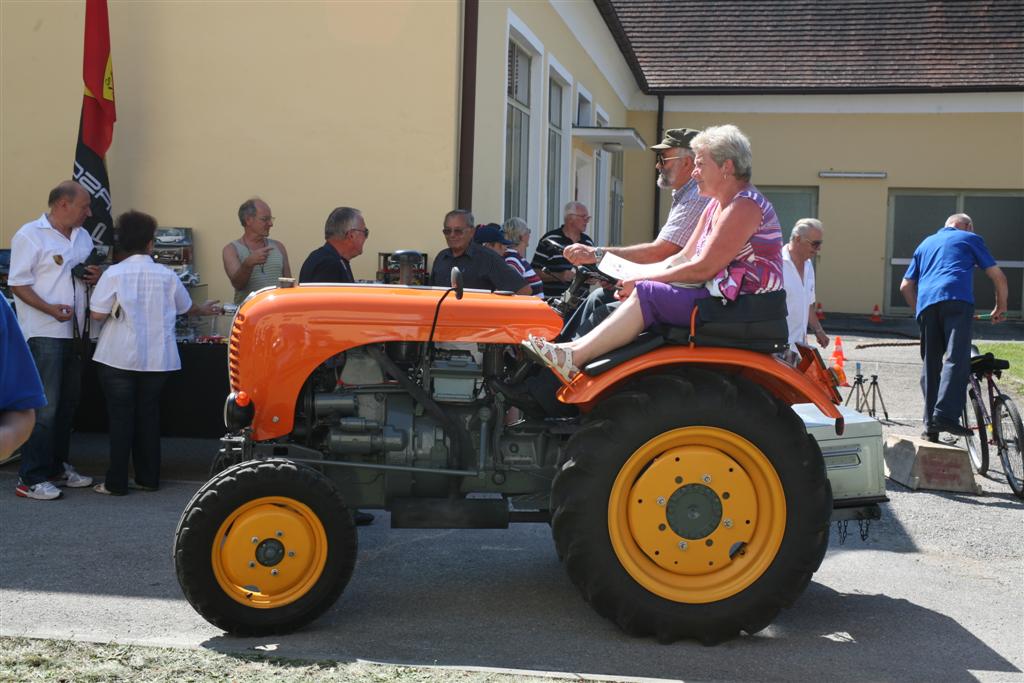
[442,227,468,236]
[808,240,823,248]
[656,154,686,165]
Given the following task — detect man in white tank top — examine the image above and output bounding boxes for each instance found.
[222,197,292,305]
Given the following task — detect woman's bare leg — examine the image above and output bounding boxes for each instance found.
[563,292,645,366]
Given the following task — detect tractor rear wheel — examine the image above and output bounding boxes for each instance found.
[550,369,832,644]
[174,458,357,635]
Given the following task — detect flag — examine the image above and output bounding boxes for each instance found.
[73,0,116,249]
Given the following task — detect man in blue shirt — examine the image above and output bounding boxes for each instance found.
[1,297,46,461]
[900,213,1007,441]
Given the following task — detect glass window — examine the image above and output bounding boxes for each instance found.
[760,187,819,242]
[546,79,563,231]
[504,41,531,221]
[887,191,1023,314]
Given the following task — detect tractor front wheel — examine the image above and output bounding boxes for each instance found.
[550,369,831,644]
[174,458,357,635]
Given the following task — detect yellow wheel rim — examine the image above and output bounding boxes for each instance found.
[608,427,786,604]
[212,496,328,609]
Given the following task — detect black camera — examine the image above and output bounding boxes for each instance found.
[72,246,110,280]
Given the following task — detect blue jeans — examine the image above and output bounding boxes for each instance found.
[96,364,169,494]
[918,300,974,426]
[19,337,82,485]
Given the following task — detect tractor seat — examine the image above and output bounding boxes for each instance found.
[581,290,790,377]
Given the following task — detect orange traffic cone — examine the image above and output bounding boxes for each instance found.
[870,304,882,324]
[816,302,825,321]
[830,335,848,385]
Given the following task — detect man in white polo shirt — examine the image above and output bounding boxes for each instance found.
[8,181,100,500]
[782,218,829,352]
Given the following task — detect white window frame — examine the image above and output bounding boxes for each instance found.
[544,54,574,238]
[504,11,545,231]
[593,106,611,245]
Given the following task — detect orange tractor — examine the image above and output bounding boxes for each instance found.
[173,271,883,643]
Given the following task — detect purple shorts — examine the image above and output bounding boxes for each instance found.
[635,281,710,329]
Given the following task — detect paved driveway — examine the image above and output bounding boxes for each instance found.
[1,335,1022,682]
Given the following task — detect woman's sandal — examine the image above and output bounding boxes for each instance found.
[521,335,579,383]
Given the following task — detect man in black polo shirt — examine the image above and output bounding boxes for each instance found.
[429,210,530,294]
[298,207,368,284]
[531,201,594,299]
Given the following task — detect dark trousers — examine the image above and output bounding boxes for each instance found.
[557,286,620,342]
[19,337,81,485]
[96,364,168,494]
[918,300,974,426]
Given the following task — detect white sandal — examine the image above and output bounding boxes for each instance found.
[521,335,578,383]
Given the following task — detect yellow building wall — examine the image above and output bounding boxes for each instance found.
[472,1,629,233]
[1,1,461,302]
[623,111,1024,314]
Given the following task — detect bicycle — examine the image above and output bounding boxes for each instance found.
[960,346,1024,498]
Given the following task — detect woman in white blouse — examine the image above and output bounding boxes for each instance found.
[89,211,220,495]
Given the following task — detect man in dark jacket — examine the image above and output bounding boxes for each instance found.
[298,207,368,284]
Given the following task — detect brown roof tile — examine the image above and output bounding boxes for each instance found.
[596,0,1024,93]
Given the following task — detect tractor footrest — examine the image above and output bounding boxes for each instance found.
[390,498,509,529]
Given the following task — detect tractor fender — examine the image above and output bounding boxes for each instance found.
[557,346,845,435]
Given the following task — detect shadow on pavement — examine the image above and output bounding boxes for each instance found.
[198,582,1019,683]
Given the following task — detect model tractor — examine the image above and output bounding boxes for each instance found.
[173,269,886,644]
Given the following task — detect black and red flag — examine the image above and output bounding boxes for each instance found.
[73,0,116,248]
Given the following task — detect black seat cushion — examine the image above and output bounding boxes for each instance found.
[580,291,790,376]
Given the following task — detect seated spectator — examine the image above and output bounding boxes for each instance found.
[1,297,46,461]
[429,210,530,294]
[90,210,221,495]
[503,218,544,298]
[522,124,783,382]
[473,223,514,257]
[531,202,594,300]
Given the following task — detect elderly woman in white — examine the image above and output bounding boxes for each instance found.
[89,210,219,495]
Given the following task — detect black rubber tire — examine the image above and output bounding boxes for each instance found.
[550,369,832,644]
[962,388,989,475]
[174,458,357,635]
[993,396,1024,498]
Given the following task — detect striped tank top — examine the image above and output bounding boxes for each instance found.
[695,185,784,301]
[232,238,285,304]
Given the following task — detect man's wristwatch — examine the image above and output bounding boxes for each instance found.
[594,247,605,264]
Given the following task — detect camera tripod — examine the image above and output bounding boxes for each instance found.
[845,362,889,421]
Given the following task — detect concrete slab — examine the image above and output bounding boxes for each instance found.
[884,435,982,494]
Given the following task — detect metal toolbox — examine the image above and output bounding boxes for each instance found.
[793,403,886,503]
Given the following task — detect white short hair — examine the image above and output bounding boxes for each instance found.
[791,218,823,241]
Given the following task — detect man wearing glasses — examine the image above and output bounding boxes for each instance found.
[222,197,292,305]
[429,210,530,294]
[782,218,829,352]
[560,128,710,338]
[298,207,368,284]
[531,202,595,300]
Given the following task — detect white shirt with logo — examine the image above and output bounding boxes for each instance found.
[90,254,193,372]
[8,214,95,340]
[782,245,816,351]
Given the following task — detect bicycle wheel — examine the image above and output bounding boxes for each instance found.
[993,395,1024,498]
[962,388,989,475]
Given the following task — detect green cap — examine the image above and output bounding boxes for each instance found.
[650,128,700,151]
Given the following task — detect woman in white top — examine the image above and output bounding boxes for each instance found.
[89,211,220,495]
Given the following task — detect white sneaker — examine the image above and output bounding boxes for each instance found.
[50,463,94,488]
[15,480,62,500]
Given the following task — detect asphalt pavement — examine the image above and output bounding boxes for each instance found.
[1,328,1022,682]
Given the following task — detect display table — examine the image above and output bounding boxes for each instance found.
[75,343,229,438]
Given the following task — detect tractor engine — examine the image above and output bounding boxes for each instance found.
[286,343,559,506]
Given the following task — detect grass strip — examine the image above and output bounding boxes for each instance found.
[0,637,556,683]
[977,342,1024,394]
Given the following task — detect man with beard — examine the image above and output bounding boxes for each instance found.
[561,128,710,338]
[492,129,711,416]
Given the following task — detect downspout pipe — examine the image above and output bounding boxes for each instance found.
[652,94,664,239]
[457,0,479,211]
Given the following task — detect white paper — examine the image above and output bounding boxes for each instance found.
[597,251,689,281]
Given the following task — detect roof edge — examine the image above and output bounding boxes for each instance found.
[592,0,649,93]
